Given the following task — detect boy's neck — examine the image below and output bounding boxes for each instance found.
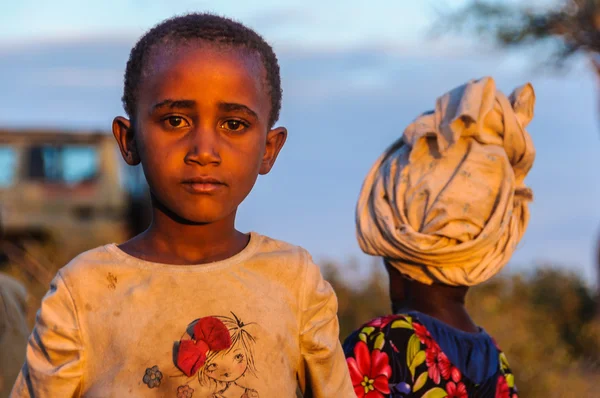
[120,203,249,266]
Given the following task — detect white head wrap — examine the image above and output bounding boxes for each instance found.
[356,77,536,286]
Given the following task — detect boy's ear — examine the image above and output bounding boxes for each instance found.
[112,116,141,165]
[259,127,287,175]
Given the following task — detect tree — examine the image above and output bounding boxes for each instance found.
[435,0,599,97]
[435,0,600,316]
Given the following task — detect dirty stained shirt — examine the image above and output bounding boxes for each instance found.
[10,233,353,398]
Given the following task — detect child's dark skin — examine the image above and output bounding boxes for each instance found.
[385,261,479,333]
[112,42,286,265]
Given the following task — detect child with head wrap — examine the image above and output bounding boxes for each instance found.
[344,77,534,397]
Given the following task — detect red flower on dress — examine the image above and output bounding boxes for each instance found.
[446,381,468,398]
[495,375,511,398]
[413,322,433,347]
[366,315,399,329]
[346,341,392,397]
[438,351,453,380]
[451,367,462,383]
[176,317,232,377]
[425,343,442,384]
[438,351,462,383]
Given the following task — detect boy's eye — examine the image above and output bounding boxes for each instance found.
[163,116,190,129]
[234,353,244,363]
[220,120,248,132]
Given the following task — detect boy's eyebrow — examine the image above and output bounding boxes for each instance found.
[218,102,258,119]
[151,99,196,111]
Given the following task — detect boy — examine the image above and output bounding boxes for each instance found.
[11,13,353,397]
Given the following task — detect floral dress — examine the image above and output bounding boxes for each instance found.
[343,312,518,398]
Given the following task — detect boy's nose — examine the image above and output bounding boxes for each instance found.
[184,127,221,166]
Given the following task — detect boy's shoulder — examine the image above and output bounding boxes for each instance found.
[252,233,328,298]
[251,232,320,273]
[253,232,315,261]
[253,232,309,256]
[57,245,116,280]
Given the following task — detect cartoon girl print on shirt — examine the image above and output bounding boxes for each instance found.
[174,312,259,398]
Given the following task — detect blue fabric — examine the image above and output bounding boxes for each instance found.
[405,311,500,385]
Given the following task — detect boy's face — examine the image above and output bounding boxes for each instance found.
[114,42,286,224]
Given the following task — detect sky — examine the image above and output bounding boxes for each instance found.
[0,0,435,47]
[1,1,599,284]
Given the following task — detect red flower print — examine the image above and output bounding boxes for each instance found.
[496,375,510,398]
[425,343,441,384]
[346,341,392,397]
[438,351,453,380]
[446,381,468,398]
[176,317,232,377]
[413,321,433,346]
[438,351,461,383]
[366,315,399,329]
[451,367,462,383]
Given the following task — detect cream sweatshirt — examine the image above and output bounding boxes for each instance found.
[10,233,353,398]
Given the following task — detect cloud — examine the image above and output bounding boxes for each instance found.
[23,67,122,88]
[246,6,319,28]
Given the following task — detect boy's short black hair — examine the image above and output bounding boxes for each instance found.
[122,13,282,127]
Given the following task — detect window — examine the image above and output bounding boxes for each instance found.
[62,146,98,183]
[25,145,99,184]
[0,146,17,187]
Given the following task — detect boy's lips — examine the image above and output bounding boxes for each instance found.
[181,176,226,194]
